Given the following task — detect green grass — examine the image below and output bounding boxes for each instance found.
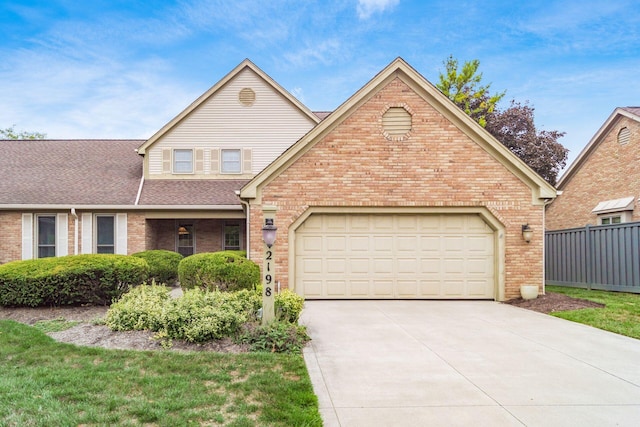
[0,320,321,427]
[33,318,79,333]
[547,285,640,340]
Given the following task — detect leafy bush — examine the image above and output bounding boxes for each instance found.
[132,250,183,285]
[105,286,262,343]
[178,251,260,292]
[275,289,305,323]
[104,283,171,331]
[0,254,149,307]
[237,321,310,353]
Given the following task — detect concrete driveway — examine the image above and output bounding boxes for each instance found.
[300,300,640,426]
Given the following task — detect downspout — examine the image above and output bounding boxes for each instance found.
[235,191,251,260]
[70,208,78,255]
[134,176,144,206]
[542,198,555,295]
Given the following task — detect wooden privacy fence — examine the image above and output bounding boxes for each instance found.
[545,222,640,293]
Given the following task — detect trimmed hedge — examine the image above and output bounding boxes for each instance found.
[178,251,260,292]
[132,250,183,285]
[0,254,150,307]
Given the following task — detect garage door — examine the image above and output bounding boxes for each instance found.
[295,214,495,299]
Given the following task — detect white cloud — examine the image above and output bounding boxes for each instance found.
[356,0,400,19]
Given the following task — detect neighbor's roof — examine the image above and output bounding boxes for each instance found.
[0,139,143,206]
[557,107,640,190]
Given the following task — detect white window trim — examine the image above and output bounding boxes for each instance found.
[221,149,242,174]
[173,149,194,174]
[598,211,632,225]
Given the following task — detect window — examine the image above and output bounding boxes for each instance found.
[96,215,115,253]
[174,149,193,173]
[600,216,622,225]
[177,223,194,256]
[221,149,241,174]
[224,224,241,250]
[37,215,56,258]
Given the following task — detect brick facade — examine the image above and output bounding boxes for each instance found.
[0,212,22,264]
[248,78,546,300]
[546,115,640,230]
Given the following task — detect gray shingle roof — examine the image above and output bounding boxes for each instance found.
[0,139,248,208]
[622,107,640,117]
[138,179,248,206]
[0,139,143,206]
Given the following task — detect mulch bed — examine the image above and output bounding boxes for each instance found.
[504,292,605,314]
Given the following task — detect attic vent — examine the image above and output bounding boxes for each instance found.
[381,106,412,140]
[618,127,630,145]
[239,88,256,106]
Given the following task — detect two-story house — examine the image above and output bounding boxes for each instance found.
[0,58,556,300]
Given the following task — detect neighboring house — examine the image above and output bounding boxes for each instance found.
[0,58,556,300]
[546,107,640,230]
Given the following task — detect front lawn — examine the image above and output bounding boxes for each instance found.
[547,285,640,340]
[0,320,321,427]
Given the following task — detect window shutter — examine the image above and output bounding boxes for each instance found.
[21,214,33,260]
[116,213,128,255]
[162,149,171,173]
[195,149,204,174]
[211,149,220,174]
[81,213,92,254]
[56,213,68,256]
[243,148,252,174]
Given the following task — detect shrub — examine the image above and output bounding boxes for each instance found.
[105,286,262,343]
[104,283,171,331]
[0,254,149,307]
[237,321,310,353]
[132,250,183,285]
[275,289,305,323]
[178,251,260,292]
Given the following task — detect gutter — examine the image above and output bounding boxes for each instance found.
[70,208,79,255]
[0,204,244,211]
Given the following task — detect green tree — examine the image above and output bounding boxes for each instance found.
[0,125,46,140]
[436,55,505,127]
[437,56,568,186]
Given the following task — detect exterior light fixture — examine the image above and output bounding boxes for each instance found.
[262,218,277,248]
[522,224,533,243]
[178,226,189,235]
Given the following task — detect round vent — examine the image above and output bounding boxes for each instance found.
[239,88,256,106]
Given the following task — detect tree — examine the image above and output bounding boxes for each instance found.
[0,125,46,140]
[436,55,505,127]
[437,56,568,186]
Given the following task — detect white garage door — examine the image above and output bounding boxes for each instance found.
[295,214,495,299]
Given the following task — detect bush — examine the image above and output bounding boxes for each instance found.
[105,286,262,343]
[275,289,305,323]
[178,251,260,292]
[104,283,171,331]
[0,254,150,307]
[237,321,310,353]
[132,250,183,285]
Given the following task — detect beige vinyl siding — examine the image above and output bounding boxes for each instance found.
[147,68,316,179]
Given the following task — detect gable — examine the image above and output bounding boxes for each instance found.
[240,58,556,203]
[557,108,640,190]
[137,60,319,180]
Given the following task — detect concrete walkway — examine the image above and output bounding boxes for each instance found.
[300,300,640,426]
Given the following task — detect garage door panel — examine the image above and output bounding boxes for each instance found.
[295,213,495,299]
[350,236,370,251]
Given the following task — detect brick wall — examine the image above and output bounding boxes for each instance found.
[546,116,640,230]
[127,212,146,254]
[248,78,545,300]
[0,212,22,264]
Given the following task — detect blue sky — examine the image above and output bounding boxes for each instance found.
[1,0,639,170]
